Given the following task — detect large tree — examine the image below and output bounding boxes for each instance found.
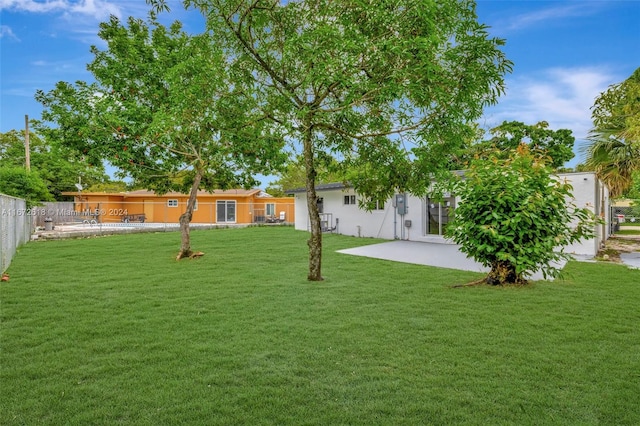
[0,129,108,200]
[267,154,344,197]
[447,121,575,171]
[0,167,54,208]
[583,67,640,198]
[37,16,285,259]
[475,121,575,169]
[150,0,512,280]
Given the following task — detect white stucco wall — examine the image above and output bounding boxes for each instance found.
[292,172,609,257]
[292,188,426,241]
[292,188,396,238]
[559,172,609,256]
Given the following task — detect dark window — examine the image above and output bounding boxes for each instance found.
[344,195,356,205]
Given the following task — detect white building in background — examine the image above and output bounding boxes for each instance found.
[288,172,610,257]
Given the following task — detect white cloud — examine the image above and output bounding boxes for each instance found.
[0,0,67,13]
[483,67,620,141]
[69,0,121,20]
[30,57,90,76]
[0,24,19,40]
[482,1,607,35]
[0,0,121,20]
[507,3,601,31]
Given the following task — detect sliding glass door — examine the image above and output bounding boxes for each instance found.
[426,197,455,236]
[216,200,236,223]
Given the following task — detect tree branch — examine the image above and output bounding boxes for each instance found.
[219,0,304,108]
[313,116,429,140]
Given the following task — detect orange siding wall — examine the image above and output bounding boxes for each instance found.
[253,197,296,223]
[158,198,183,223]
[72,193,295,224]
[73,195,126,223]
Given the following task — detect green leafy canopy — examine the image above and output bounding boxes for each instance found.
[36,15,287,259]
[478,121,575,170]
[1,129,108,200]
[36,17,286,194]
[146,0,513,279]
[0,167,54,208]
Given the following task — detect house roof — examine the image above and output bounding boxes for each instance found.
[123,189,262,198]
[62,188,263,198]
[286,182,350,194]
[285,171,602,195]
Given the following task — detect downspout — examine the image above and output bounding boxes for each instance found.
[600,178,606,243]
[393,206,398,239]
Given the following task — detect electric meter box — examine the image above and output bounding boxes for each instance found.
[395,193,408,215]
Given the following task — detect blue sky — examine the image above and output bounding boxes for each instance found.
[1,0,639,177]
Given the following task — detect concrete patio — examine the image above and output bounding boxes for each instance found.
[337,240,568,281]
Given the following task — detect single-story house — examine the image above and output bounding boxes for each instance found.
[288,172,610,257]
[61,189,295,225]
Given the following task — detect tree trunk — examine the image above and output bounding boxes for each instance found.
[303,122,323,281]
[176,168,203,260]
[487,260,526,285]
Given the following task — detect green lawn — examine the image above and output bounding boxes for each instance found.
[616,229,640,236]
[2,226,639,425]
[616,222,640,236]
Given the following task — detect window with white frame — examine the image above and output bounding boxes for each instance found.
[167,199,178,207]
[343,195,356,205]
[265,203,275,217]
[216,200,236,223]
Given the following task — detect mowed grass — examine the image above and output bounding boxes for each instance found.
[616,229,640,236]
[2,226,640,425]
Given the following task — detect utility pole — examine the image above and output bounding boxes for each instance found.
[25,114,31,171]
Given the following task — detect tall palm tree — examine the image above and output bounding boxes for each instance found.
[583,67,640,198]
[583,130,640,198]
